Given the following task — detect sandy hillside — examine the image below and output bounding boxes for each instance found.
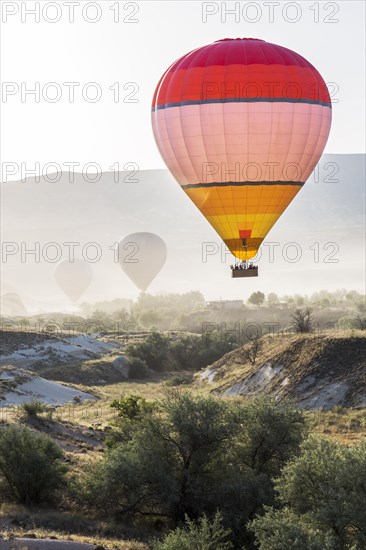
[199,332,366,410]
[0,332,121,406]
[0,332,119,369]
[0,366,96,407]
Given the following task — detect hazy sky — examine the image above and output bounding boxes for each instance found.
[1,0,365,179]
[1,2,365,310]
[1,155,364,310]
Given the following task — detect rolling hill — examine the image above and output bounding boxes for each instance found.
[200,331,366,410]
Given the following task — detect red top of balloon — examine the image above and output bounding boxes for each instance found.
[215,37,265,41]
[152,38,331,108]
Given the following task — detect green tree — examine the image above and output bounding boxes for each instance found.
[267,293,280,307]
[110,394,155,421]
[170,333,234,371]
[168,335,202,370]
[85,394,306,547]
[275,437,366,549]
[127,332,170,371]
[354,315,366,330]
[128,357,150,379]
[250,507,334,550]
[0,426,66,505]
[153,512,233,550]
[85,392,235,522]
[294,294,305,306]
[139,309,163,329]
[248,292,265,307]
[230,398,306,478]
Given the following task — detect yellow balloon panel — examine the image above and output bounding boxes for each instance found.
[185,184,302,259]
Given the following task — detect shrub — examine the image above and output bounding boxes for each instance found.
[352,315,366,330]
[170,332,235,371]
[242,335,262,365]
[250,507,333,550]
[153,512,233,550]
[275,437,366,549]
[106,394,157,448]
[230,397,307,477]
[0,426,66,504]
[110,394,156,420]
[127,332,235,373]
[127,332,170,371]
[165,374,192,387]
[248,292,265,307]
[291,308,314,333]
[20,400,47,417]
[128,357,150,379]
[338,315,366,330]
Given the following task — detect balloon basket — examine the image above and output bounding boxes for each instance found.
[231,267,258,278]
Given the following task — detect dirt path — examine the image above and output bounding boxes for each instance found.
[0,539,95,549]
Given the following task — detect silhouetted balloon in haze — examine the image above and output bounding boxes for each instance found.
[0,293,27,316]
[118,232,167,291]
[55,259,93,302]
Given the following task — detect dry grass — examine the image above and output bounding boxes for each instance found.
[54,371,201,428]
[0,505,150,549]
[307,407,366,444]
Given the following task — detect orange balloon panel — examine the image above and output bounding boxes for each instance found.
[152,38,332,259]
[185,184,301,259]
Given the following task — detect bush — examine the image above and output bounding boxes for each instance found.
[20,400,47,417]
[110,394,156,420]
[153,512,233,550]
[275,437,366,549]
[250,507,333,550]
[165,374,192,387]
[230,397,306,477]
[127,332,235,373]
[127,332,170,371]
[128,357,150,379]
[170,333,235,371]
[248,291,265,307]
[0,425,66,504]
[337,315,366,330]
[352,315,365,330]
[242,335,262,365]
[291,308,314,333]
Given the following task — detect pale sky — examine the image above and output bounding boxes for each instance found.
[1,0,365,180]
[0,1,365,310]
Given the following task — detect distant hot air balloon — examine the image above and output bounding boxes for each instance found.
[152,38,332,273]
[55,259,92,302]
[118,232,167,291]
[0,293,27,317]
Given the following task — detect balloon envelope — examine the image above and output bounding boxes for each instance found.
[55,259,92,302]
[118,232,167,291]
[152,38,332,259]
[0,293,27,317]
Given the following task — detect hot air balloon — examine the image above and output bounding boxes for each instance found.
[118,232,167,291]
[152,38,332,277]
[0,293,27,317]
[55,259,92,302]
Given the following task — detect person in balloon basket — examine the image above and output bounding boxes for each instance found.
[230,261,258,271]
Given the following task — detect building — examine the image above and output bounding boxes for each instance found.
[206,299,244,310]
